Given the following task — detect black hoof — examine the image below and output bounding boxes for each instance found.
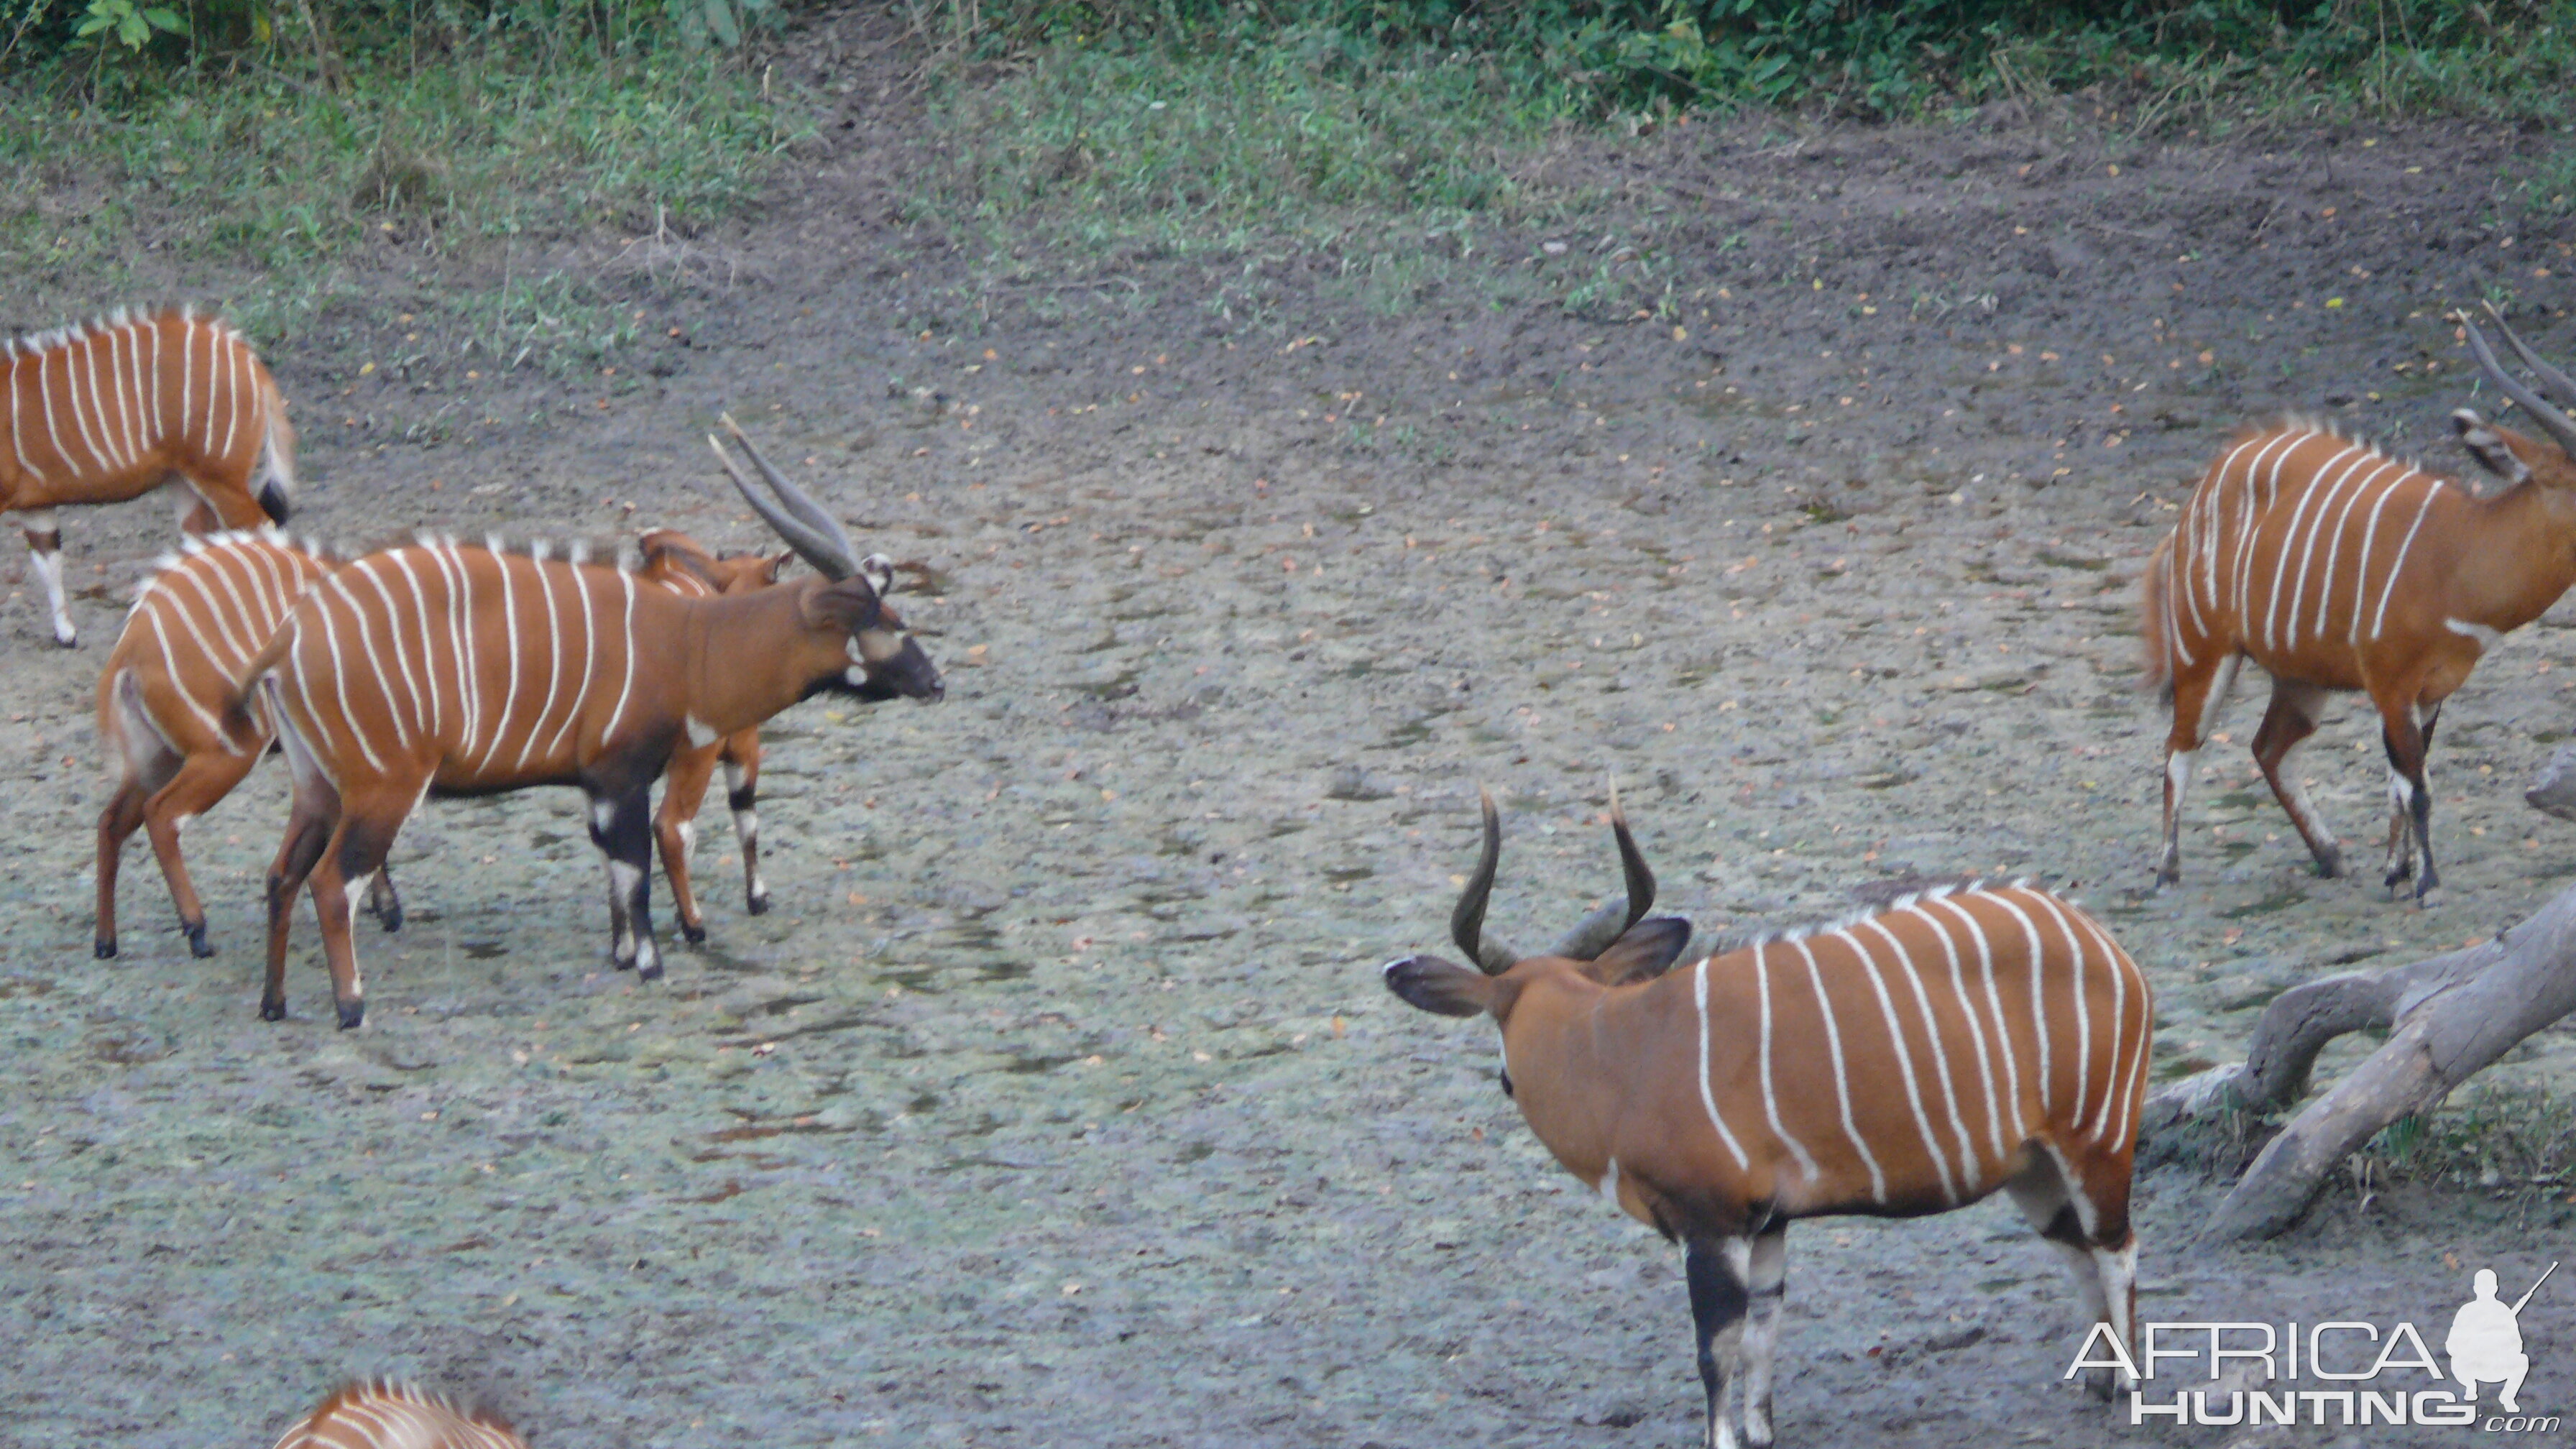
[53,635,77,650]
[681,921,707,945]
[375,905,404,934]
[638,959,666,983]
[183,922,213,958]
[335,999,365,1030]
[746,893,770,916]
[2314,850,2344,879]
[94,938,117,960]
[260,997,286,1022]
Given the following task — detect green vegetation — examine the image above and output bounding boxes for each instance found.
[916,0,2575,261]
[2363,1085,2576,1206]
[0,0,793,339]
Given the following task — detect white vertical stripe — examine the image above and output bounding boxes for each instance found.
[542,560,599,761]
[147,314,165,443]
[2281,446,2381,644]
[1984,891,2056,1113]
[2369,482,2446,641]
[308,592,387,773]
[1857,916,1979,1185]
[4,349,32,482]
[383,551,444,740]
[321,574,413,751]
[1788,937,1884,1203]
[2025,892,2097,1136]
[1750,944,1819,1184]
[442,543,485,760]
[1832,925,1956,1202]
[489,553,526,763]
[518,556,568,770]
[2258,442,2363,650]
[2307,459,2403,644]
[61,339,113,472]
[1895,895,2006,1164]
[349,558,432,740]
[1690,955,1752,1172]
[598,569,639,747]
[216,334,246,463]
[1920,891,2023,1127]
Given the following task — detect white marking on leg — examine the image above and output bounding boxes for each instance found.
[675,819,696,861]
[28,541,69,643]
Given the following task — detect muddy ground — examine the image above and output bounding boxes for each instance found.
[5,11,2576,1446]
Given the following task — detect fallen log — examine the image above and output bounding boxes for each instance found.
[2142,880,2576,1244]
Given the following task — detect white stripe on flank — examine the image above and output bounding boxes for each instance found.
[2026,892,2097,1138]
[2259,442,2364,650]
[2059,908,2133,1144]
[599,568,639,748]
[1788,936,1884,1203]
[306,594,387,773]
[1984,891,2055,1113]
[1691,954,1753,1172]
[321,574,413,750]
[383,550,443,740]
[111,322,146,464]
[1751,943,1819,1184]
[442,543,484,761]
[216,336,246,463]
[2163,541,2194,669]
[543,561,599,761]
[55,344,107,473]
[2370,481,2444,641]
[2228,431,2304,614]
[2308,458,2402,643]
[170,553,254,658]
[1920,891,2023,1128]
[490,553,526,760]
[189,318,211,458]
[141,612,226,736]
[5,350,32,482]
[518,556,568,770]
[348,559,431,737]
[2281,446,2380,645]
[74,333,123,470]
[1834,924,1956,1202]
[46,343,99,469]
[147,315,164,442]
[1895,896,2006,1164]
[417,544,471,751]
[1857,916,1977,1187]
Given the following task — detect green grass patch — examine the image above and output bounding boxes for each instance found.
[0,45,792,337]
[2363,1084,2576,1198]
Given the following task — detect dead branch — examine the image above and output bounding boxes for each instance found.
[2142,880,2576,1244]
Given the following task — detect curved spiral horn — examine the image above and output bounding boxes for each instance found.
[708,415,864,581]
[1547,775,1659,960]
[1450,786,1523,976]
[2485,303,2576,410]
[2460,311,2576,458]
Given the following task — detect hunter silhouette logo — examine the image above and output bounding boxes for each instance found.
[2072,1259,2561,1431]
[2449,1263,2555,1414]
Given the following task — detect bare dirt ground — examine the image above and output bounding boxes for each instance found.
[4,12,2575,1446]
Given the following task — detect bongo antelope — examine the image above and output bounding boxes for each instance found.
[633,528,793,942]
[91,528,402,959]
[272,1380,526,1449]
[2143,308,2576,900]
[1380,789,2151,1448]
[232,418,940,1026]
[2,307,295,645]
[91,528,786,960]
